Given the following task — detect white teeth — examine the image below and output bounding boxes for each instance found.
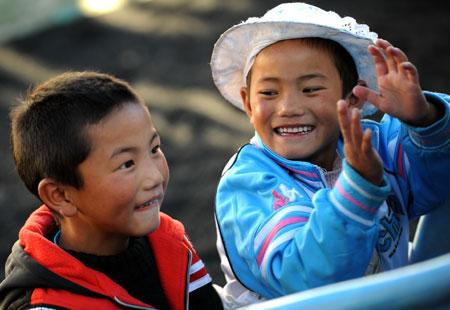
[277,126,313,134]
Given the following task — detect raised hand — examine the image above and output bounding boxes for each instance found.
[337,99,383,185]
[353,39,439,127]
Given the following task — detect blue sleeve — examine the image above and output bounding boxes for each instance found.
[216,151,391,297]
[380,92,450,218]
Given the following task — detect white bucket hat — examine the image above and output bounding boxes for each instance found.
[210,2,379,115]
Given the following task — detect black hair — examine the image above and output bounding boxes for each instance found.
[10,71,144,198]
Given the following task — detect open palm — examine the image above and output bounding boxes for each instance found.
[353,39,434,126]
[337,100,383,185]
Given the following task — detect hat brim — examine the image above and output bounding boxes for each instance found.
[211,21,377,112]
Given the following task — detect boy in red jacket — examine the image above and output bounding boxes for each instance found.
[0,71,223,309]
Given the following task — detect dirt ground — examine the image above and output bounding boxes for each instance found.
[0,0,448,285]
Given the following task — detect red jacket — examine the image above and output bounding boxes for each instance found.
[0,206,219,309]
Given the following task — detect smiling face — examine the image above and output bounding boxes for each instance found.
[63,102,169,254]
[242,39,344,170]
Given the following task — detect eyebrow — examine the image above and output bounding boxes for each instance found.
[296,73,327,82]
[110,131,159,159]
[256,73,327,84]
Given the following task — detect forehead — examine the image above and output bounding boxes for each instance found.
[257,39,334,63]
[251,39,338,80]
[84,103,153,146]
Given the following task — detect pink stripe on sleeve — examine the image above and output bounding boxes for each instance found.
[335,180,377,214]
[256,217,307,267]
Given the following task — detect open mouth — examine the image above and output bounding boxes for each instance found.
[135,198,160,210]
[275,125,314,136]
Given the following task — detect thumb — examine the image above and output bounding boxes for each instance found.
[352,85,382,108]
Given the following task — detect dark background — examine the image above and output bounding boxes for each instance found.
[0,0,448,286]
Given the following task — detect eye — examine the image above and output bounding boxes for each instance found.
[303,87,324,94]
[151,144,161,154]
[119,160,135,170]
[259,90,278,97]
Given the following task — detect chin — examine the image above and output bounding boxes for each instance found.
[146,219,161,234]
[131,219,161,237]
[277,149,307,161]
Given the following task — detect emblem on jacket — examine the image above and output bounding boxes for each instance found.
[272,184,303,210]
[377,194,403,257]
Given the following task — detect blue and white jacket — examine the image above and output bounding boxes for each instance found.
[215,92,450,308]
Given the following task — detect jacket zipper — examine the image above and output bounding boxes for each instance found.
[184,249,192,309]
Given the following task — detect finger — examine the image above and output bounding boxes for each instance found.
[361,128,373,154]
[374,39,398,73]
[385,46,398,73]
[389,46,409,63]
[399,62,420,84]
[368,45,388,76]
[350,108,363,147]
[337,100,351,142]
[387,46,409,73]
[352,85,382,108]
[375,38,392,50]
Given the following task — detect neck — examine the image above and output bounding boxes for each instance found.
[57,226,130,256]
[322,152,340,172]
[309,146,339,171]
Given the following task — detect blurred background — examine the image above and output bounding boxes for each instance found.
[0,0,448,285]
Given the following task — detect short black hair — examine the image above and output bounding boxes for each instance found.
[246,37,359,97]
[10,71,144,198]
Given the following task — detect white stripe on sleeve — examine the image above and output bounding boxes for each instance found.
[254,205,312,252]
[190,260,205,275]
[329,192,374,227]
[188,274,212,292]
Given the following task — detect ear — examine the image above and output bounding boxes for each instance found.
[240,86,253,120]
[347,80,367,109]
[38,178,77,217]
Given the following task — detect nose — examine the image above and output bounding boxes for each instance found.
[278,90,305,117]
[141,156,164,191]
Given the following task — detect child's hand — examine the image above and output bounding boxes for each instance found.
[353,39,439,127]
[337,100,384,185]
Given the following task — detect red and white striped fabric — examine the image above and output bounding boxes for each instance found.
[188,252,212,292]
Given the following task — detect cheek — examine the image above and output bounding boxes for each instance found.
[315,99,339,122]
[321,108,338,123]
[251,102,271,125]
[254,100,270,114]
[320,110,341,138]
[102,175,138,203]
[158,156,170,191]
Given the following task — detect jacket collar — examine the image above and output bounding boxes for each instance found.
[148,214,190,310]
[251,133,345,188]
[14,206,164,308]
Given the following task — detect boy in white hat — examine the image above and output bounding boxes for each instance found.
[211,2,450,308]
